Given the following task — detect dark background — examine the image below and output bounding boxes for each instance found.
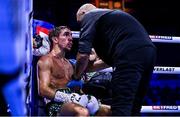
[33,0,180,64]
[33,0,180,36]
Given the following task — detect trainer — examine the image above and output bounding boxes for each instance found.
[74,3,156,115]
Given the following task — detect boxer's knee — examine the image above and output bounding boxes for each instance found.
[74,105,89,116]
[96,104,112,116]
[58,102,89,116]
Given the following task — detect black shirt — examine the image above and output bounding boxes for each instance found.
[79,9,155,66]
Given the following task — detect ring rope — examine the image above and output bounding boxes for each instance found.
[72,31,180,43]
[141,106,180,113]
[99,66,180,74]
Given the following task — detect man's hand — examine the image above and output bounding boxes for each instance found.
[89,48,98,61]
[75,52,89,78]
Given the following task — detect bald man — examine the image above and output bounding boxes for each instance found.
[75,3,156,116]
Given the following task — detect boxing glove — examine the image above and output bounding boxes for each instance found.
[54,90,99,115]
[86,95,100,115]
[54,90,88,107]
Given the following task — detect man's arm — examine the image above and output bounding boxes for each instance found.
[37,57,55,99]
[74,52,89,79]
[86,59,109,72]
[87,48,109,72]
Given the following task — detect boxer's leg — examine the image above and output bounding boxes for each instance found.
[58,102,89,116]
[96,104,111,116]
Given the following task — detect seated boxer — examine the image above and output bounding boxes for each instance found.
[37,26,111,116]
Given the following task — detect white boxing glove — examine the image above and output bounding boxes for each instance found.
[54,90,71,103]
[54,90,99,115]
[70,94,100,115]
[86,95,100,115]
[69,93,88,107]
[54,91,89,107]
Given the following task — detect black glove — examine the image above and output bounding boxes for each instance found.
[33,34,43,49]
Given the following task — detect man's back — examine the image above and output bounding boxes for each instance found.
[79,9,155,66]
[94,10,155,65]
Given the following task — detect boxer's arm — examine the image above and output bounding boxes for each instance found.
[37,57,55,99]
[74,52,89,79]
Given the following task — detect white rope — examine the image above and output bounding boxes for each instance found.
[150,35,180,43]
[72,31,80,38]
[153,66,180,74]
[72,31,180,43]
[141,106,180,113]
[99,66,180,74]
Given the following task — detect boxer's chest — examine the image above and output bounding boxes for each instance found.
[51,58,73,80]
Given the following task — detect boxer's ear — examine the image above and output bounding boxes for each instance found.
[52,37,58,43]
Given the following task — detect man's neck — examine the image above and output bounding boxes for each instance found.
[51,46,65,59]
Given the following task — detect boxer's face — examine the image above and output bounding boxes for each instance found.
[57,28,73,51]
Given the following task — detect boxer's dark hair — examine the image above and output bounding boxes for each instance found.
[48,26,70,50]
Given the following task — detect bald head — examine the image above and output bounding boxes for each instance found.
[76,3,97,22]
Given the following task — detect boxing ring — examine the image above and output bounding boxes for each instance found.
[1,1,179,115]
[72,31,180,113]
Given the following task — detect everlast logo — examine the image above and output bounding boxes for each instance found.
[154,67,175,72]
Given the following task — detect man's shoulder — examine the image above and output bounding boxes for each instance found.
[83,8,112,25]
[39,53,52,61]
[38,54,53,66]
[87,8,112,17]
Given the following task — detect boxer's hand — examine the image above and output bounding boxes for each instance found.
[69,93,89,107]
[54,90,89,107]
[54,89,71,103]
[86,95,100,115]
